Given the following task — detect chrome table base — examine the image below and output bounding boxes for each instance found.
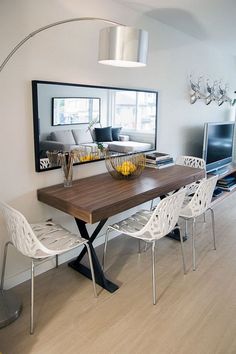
[0,290,22,329]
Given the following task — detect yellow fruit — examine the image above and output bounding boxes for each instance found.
[116,165,122,172]
[120,160,136,175]
[121,167,130,175]
[129,163,137,173]
[114,160,137,176]
[80,154,92,162]
[121,169,130,176]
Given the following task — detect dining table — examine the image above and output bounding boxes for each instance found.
[37,165,204,293]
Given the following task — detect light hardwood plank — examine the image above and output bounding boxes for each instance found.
[0,194,236,354]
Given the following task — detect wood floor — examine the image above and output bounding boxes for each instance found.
[1,194,236,354]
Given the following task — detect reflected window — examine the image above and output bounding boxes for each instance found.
[112,91,157,131]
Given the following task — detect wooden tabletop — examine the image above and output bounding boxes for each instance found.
[37,165,204,224]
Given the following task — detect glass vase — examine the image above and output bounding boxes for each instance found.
[60,153,74,187]
[63,166,73,187]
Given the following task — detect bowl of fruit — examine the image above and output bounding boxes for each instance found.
[105,152,146,179]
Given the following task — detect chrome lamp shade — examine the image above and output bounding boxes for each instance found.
[98,26,148,67]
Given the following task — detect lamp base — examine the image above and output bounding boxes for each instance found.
[0,290,22,329]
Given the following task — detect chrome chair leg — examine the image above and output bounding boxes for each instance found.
[151,241,157,305]
[203,212,206,223]
[102,228,110,271]
[179,227,187,274]
[30,259,35,335]
[209,208,216,250]
[138,241,150,254]
[0,241,13,291]
[138,239,142,254]
[84,243,97,298]
[184,219,188,239]
[192,218,196,271]
[150,199,155,211]
[55,255,59,268]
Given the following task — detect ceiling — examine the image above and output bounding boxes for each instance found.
[116,0,236,57]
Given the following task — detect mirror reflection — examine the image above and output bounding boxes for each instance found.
[32,80,158,172]
[52,97,101,126]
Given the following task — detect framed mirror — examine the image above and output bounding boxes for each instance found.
[32,80,158,172]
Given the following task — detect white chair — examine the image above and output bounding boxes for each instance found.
[0,202,97,334]
[175,155,207,239]
[175,155,206,196]
[150,155,206,212]
[103,189,186,305]
[179,175,218,271]
[175,155,206,169]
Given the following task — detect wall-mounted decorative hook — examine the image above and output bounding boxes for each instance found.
[189,75,233,106]
[189,75,205,104]
[205,80,218,105]
[218,83,232,106]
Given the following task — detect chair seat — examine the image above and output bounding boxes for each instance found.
[179,196,194,218]
[179,205,193,218]
[109,210,156,240]
[180,195,209,219]
[31,221,87,258]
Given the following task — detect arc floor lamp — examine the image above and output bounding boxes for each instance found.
[0,17,148,329]
[0,16,148,72]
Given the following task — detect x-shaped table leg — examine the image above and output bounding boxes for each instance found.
[68,218,119,293]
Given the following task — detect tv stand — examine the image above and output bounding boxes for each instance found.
[209,163,236,205]
[213,187,224,198]
[210,166,229,176]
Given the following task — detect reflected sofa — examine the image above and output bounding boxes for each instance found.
[39,127,152,158]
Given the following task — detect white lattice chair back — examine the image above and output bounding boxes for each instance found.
[176,155,206,171]
[0,202,52,258]
[141,189,186,240]
[176,155,206,195]
[180,175,218,218]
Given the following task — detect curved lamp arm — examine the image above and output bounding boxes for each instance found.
[0,17,148,71]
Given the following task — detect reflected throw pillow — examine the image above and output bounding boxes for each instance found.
[94,126,113,142]
[112,127,122,141]
[50,130,75,144]
[72,129,93,144]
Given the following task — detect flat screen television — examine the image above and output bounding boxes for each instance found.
[202,121,235,173]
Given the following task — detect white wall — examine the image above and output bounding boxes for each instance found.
[1,0,236,288]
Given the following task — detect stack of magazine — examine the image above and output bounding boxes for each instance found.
[145,152,174,169]
[217,175,236,191]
